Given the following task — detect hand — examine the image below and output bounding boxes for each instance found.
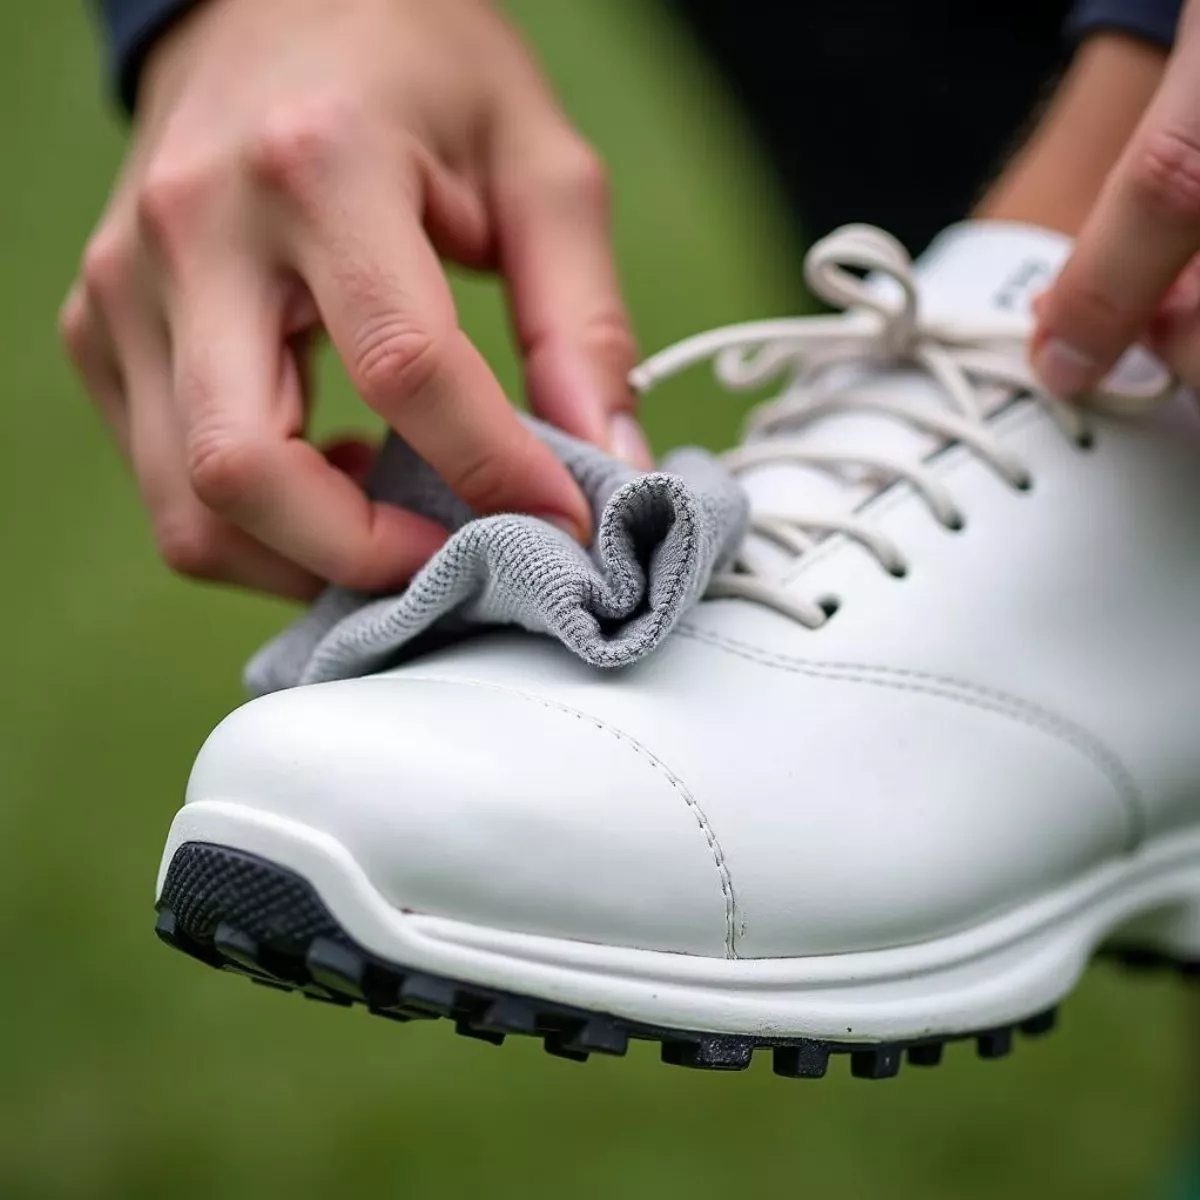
[1032,2,1200,396]
[61,0,651,599]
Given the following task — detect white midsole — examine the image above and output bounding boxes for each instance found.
[160,800,1200,1042]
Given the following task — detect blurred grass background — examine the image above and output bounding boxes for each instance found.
[0,3,1194,1197]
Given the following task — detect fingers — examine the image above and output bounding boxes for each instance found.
[167,255,449,592]
[491,122,652,468]
[72,223,343,599]
[293,179,594,538]
[59,283,129,448]
[321,436,378,489]
[1150,254,1200,386]
[1033,24,1200,397]
[109,272,326,600]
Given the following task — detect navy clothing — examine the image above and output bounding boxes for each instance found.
[96,0,196,110]
[92,0,1186,252]
[1068,0,1184,45]
[95,0,1185,113]
[669,0,1181,250]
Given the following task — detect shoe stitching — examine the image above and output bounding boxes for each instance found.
[674,623,1145,849]
[385,674,739,958]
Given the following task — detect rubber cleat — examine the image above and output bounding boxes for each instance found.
[543,1037,589,1063]
[560,1019,630,1057]
[772,1043,830,1079]
[976,1029,1014,1059]
[153,843,1200,1079]
[906,1042,945,1067]
[851,1046,903,1080]
[213,923,264,975]
[471,999,540,1037]
[397,974,457,1017]
[306,937,366,1001]
[1019,1009,1058,1037]
[661,1037,755,1071]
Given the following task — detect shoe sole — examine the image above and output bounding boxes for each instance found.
[156,801,1200,1078]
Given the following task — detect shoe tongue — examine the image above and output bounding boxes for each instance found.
[736,221,1072,537]
[905,219,1072,323]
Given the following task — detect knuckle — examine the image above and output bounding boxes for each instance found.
[1051,273,1127,330]
[247,98,354,194]
[154,512,225,579]
[448,447,514,513]
[580,310,637,370]
[187,430,266,513]
[81,227,133,300]
[174,356,216,415]
[353,318,450,410]
[57,290,88,359]
[1130,128,1200,221]
[541,138,610,211]
[136,159,219,245]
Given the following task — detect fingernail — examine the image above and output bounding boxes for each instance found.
[1033,338,1097,399]
[1102,344,1171,397]
[609,412,654,470]
[1164,269,1200,318]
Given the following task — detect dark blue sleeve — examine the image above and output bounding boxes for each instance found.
[97,0,1185,114]
[1066,0,1183,47]
[93,0,198,110]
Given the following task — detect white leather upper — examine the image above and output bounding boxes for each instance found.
[188,674,734,956]
[186,222,1200,962]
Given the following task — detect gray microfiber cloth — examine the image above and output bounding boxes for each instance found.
[245,421,748,696]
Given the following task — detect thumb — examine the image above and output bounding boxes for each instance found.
[1032,23,1200,396]
[1148,252,1200,387]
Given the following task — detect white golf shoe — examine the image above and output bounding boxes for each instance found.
[156,222,1200,1078]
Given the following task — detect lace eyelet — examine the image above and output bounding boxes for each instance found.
[944,513,967,533]
[1013,473,1035,493]
[1076,429,1097,451]
[888,562,909,579]
[818,595,841,621]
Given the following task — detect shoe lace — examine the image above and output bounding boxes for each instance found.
[628,224,1173,627]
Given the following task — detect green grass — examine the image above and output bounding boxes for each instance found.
[0,4,1192,1197]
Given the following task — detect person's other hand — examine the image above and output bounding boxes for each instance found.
[61,0,650,599]
[1032,1,1200,396]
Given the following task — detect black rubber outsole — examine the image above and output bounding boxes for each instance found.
[155,841,1198,1079]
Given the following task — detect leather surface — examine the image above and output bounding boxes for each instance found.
[188,676,733,956]
[185,225,1200,961]
[377,393,1200,956]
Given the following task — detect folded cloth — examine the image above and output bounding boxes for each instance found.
[245,421,748,696]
